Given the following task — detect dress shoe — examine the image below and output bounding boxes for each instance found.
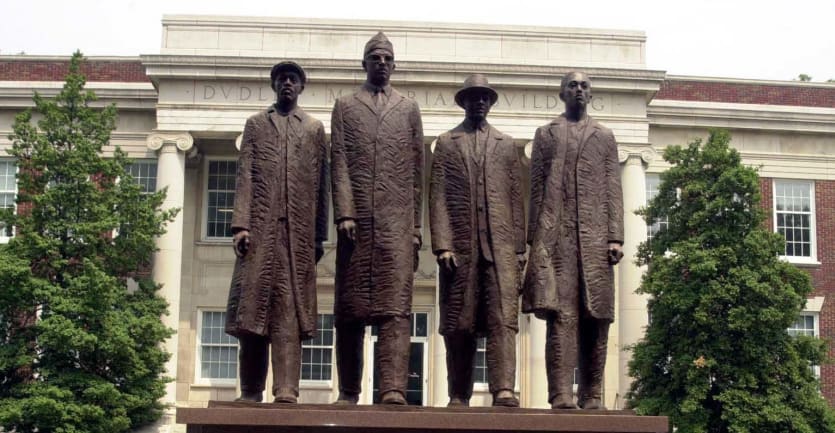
[447,397,470,407]
[235,391,263,403]
[333,392,359,405]
[380,391,407,405]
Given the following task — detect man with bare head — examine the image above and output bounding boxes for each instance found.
[330,32,424,405]
[523,71,624,410]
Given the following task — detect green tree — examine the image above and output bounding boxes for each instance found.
[0,51,176,433]
[796,73,813,82]
[627,129,835,433]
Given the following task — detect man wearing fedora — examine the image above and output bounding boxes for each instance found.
[430,74,526,407]
[331,32,424,405]
[225,61,329,404]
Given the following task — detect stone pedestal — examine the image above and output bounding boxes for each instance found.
[178,402,668,433]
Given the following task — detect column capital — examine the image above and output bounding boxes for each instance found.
[146,131,194,152]
[618,144,657,165]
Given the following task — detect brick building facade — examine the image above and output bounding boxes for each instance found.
[1,16,834,431]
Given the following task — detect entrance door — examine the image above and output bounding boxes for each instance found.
[368,312,429,405]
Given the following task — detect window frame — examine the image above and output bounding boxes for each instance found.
[773,179,818,264]
[125,159,158,195]
[300,312,336,388]
[0,159,17,243]
[645,173,668,243]
[202,157,239,242]
[194,309,238,388]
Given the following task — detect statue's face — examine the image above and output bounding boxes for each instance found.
[362,48,395,86]
[560,72,591,113]
[462,90,492,123]
[273,71,304,104]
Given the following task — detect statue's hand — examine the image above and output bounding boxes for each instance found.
[437,251,459,273]
[233,230,250,258]
[337,219,357,245]
[607,242,623,265]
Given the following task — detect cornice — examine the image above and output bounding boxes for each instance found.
[162,15,647,42]
[649,99,835,134]
[141,55,666,92]
[0,81,157,110]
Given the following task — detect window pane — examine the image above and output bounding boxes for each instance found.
[774,180,813,258]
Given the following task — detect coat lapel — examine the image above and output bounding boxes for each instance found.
[577,117,600,159]
[354,90,377,116]
[449,126,470,180]
[379,89,404,121]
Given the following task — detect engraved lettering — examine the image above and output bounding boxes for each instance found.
[547,95,559,109]
[434,93,447,107]
[220,85,232,99]
[533,94,543,109]
[591,96,605,111]
[327,88,344,104]
[259,86,270,101]
[240,86,251,101]
[502,93,516,108]
[407,90,416,100]
[203,85,216,100]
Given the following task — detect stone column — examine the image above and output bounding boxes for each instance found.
[146,131,193,429]
[431,281,449,407]
[526,316,549,408]
[615,145,655,409]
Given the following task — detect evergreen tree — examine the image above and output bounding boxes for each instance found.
[0,51,176,433]
[627,129,835,433]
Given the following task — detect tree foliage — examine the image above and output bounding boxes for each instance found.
[627,129,835,433]
[0,51,176,433]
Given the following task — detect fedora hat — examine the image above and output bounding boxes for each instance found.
[454,74,498,108]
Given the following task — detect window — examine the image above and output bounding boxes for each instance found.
[205,159,237,239]
[474,338,488,384]
[645,174,668,243]
[301,314,335,381]
[774,180,816,262]
[788,312,820,378]
[0,160,16,241]
[788,313,817,337]
[197,311,238,382]
[126,160,157,194]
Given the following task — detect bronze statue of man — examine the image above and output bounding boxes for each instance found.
[331,32,424,405]
[430,74,525,407]
[523,71,624,410]
[224,61,329,404]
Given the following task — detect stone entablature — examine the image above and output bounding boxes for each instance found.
[161,15,647,69]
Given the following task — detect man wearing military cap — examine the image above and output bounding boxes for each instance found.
[430,74,526,407]
[331,32,424,405]
[225,61,329,404]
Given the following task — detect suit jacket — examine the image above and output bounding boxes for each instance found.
[225,105,328,339]
[331,85,424,324]
[523,115,623,320]
[430,121,525,335]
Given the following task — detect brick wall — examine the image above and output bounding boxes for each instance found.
[0,59,148,82]
[762,177,835,403]
[657,80,835,108]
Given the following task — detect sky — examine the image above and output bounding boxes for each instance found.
[2,0,834,82]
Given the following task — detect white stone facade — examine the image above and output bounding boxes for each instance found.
[1,15,834,432]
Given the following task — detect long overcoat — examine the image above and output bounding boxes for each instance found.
[225,106,329,340]
[522,115,623,321]
[331,87,424,324]
[430,123,526,335]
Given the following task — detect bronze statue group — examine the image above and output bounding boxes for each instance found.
[224,32,624,410]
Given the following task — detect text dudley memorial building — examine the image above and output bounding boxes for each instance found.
[2,15,835,426]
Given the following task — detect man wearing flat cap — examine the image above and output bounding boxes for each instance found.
[331,32,424,405]
[430,74,526,407]
[225,61,329,404]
